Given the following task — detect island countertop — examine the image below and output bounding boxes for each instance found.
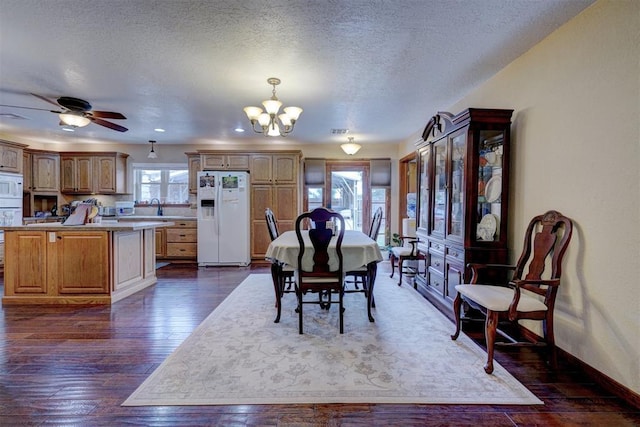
[0,221,173,232]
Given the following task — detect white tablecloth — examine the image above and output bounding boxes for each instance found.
[265,230,383,273]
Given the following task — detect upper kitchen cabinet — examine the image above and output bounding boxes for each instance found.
[0,140,26,174]
[93,153,128,194]
[201,153,249,170]
[186,153,201,194]
[415,108,513,315]
[60,152,128,194]
[30,151,60,192]
[61,154,93,194]
[250,153,298,185]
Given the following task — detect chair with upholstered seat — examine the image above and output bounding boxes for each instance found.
[266,208,295,323]
[345,206,382,294]
[295,207,346,334]
[389,218,427,286]
[451,210,574,374]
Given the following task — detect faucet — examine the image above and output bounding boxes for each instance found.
[150,198,163,216]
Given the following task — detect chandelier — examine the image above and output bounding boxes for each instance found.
[341,137,362,155]
[243,77,302,137]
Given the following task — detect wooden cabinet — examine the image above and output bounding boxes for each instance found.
[31,151,60,192]
[249,152,300,259]
[23,151,32,191]
[3,230,109,297]
[415,108,513,316]
[0,140,25,174]
[201,153,249,170]
[165,220,197,259]
[56,231,110,294]
[187,154,201,194]
[93,153,128,194]
[2,225,162,305]
[155,228,165,257]
[60,152,128,194]
[250,153,297,184]
[61,155,93,193]
[250,184,298,259]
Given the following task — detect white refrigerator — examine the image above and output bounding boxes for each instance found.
[197,171,250,266]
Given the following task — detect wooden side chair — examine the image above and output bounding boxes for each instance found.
[265,208,295,323]
[344,207,382,317]
[389,218,427,286]
[451,210,574,374]
[295,207,346,334]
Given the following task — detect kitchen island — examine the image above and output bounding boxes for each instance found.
[1,221,172,305]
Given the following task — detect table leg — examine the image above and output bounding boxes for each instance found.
[271,262,283,323]
[366,262,377,322]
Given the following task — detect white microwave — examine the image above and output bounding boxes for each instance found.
[0,172,23,199]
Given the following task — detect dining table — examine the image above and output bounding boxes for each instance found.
[265,229,384,323]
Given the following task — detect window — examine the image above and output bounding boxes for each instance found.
[133,163,189,204]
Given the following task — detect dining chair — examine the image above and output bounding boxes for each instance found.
[295,207,346,334]
[265,208,295,289]
[389,218,427,286]
[344,206,382,293]
[451,210,574,374]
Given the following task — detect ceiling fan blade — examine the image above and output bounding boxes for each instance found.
[31,93,62,108]
[0,104,61,113]
[90,117,128,132]
[89,111,126,120]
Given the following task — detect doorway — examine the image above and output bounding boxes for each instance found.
[326,162,370,232]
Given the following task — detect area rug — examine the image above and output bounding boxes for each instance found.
[123,274,543,406]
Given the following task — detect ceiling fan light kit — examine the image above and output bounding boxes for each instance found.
[341,137,362,155]
[59,112,91,127]
[244,77,302,137]
[2,94,128,132]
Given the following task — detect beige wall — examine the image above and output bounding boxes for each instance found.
[401,0,640,394]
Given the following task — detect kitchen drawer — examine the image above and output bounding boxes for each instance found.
[166,228,197,243]
[166,242,197,257]
[171,220,196,228]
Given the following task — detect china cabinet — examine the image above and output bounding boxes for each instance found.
[415,108,513,317]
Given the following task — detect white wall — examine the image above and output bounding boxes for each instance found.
[400,0,640,394]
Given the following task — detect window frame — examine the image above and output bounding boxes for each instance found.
[132,162,189,206]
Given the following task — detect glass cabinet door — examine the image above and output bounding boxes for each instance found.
[448,131,466,239]
[431,139,447,236]
[417,147,430,232]
[475,130,505,242]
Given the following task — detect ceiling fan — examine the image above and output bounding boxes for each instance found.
[0,93,128,132]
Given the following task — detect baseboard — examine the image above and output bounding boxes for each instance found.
[519,325,640,410]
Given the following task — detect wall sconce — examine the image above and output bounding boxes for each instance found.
[341,137,361,155]
[148,140,158,159]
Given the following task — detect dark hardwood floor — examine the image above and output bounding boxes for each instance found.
[1,262,638,426]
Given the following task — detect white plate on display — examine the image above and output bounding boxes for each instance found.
[477,213,498,240]
[484,175,502,203]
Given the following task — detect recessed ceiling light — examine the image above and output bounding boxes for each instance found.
[235,128,245,133]
[61,127,75,132]
[154,128,165,132]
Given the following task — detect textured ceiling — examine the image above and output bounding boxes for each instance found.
[0,0,594,148]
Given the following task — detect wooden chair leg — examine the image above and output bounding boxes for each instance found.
[397,257,404,285]
[389,254,397,278]
[484,310,498,374]
[339,290,344,334]
[451,293,463,340]
[544,316,558,369]
[298,292,303,334]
